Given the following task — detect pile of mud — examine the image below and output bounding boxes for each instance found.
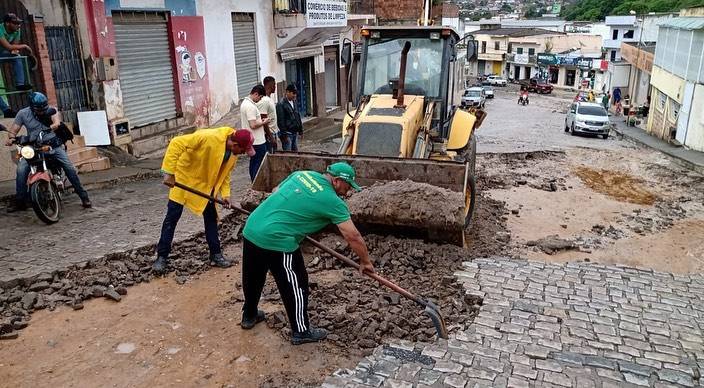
[242,180,466,243]
[346,180,465,229]
[574,166,657,205]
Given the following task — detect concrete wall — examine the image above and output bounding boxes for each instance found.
[197,0,282,123]
[685,83,704,151]
[374,0,423,23]
[651,65,685,103]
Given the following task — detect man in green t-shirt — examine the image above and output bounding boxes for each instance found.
[241,162,375,344]
[0,13,33,117]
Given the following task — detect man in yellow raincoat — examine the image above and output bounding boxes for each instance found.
[152,127,255,274]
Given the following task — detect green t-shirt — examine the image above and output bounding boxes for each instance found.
[243,171,351,252]
[0,24,20,44]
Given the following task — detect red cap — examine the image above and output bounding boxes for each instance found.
[232,129,255,157]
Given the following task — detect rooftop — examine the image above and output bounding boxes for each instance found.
[659,17,704,30]
[474,27,564,37]
[624,41,657,53]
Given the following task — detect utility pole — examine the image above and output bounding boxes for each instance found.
[424,0,430,26]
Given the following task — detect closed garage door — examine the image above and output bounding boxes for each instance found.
[114,12,177,127]
[232,13,259,99]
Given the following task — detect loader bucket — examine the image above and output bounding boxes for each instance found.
[248,152,470,246]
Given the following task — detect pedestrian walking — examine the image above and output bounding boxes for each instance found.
[613,87,621,104]
[240,84,271,181]
[239,162,375,344]
[276,84,303,151]
[256,76,279,153]
[602,91,610,110]
[152,127,256,274]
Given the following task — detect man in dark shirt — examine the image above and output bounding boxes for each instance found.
[276,84,303,151]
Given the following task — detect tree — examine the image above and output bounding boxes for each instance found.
[524,5,542,18]
[561,0,704,21]
[500,3,513,12]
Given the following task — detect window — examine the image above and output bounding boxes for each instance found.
[517,47,524,54]
[481,41,486,53]
[610,50,616,62]
[657,90,666,111]
[578,105,607,116]
[565,69,576,86]
[494,41,500,51]
[624,30,634,39]
[507,43,513,53]
[528,48,535,55]
[612,29,618,40]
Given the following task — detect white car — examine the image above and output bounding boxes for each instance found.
[462,87,485,108]
[565,102,611,139]
[482,85,494,98]
[487,75,507,86]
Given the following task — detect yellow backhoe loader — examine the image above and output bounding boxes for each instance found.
[250,25,485,246]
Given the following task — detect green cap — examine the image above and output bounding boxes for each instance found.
[326,162,361,191]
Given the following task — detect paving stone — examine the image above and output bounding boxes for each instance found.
[619,361,654,377]
[506,376,529,388]
[587,341,615,351]
[537,339,562,351]
[443,374,469,388]
[512,364,538,380]
[421,345,447,359]
[619,321,642,333]
[450,353,475,367]
[603,350,633,362]
[625,339,653,351]
[524,344,551,359]
[542,371,572,387]
[575,376,597,388]
[552,352,585,366]
[645,351,681,364]
[465,368,497,381]
[597,334,623,345]
[433,360,463,374]
[417,369,442,385]
[594,324,618,336]
[536,359,563,372]
[569,327,595,340]
[657,369,695,387]
[636,358,663,369]
[475,325,502,339]
[500,323,526,335]
[596,368,624,381]
[490,340,518,353]
[509,353,530,366]
[474,346,501,360]
[382,378,413,388]
[394,364,422,381]
[623,372,651,386]
[662,363,695,376]
[584,355,618,370]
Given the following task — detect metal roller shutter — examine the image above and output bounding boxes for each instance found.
[113,12,177,127]
[232,13,260,99]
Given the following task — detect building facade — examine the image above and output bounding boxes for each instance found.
[647,17,704,151]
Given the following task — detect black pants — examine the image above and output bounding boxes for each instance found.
[156,200,221,258]
[242,237,309,334]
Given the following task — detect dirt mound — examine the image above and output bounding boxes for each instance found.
[574,167,657,205]
[346,179,465,229]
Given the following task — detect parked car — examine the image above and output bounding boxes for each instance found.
[486,75,507,87]
[462,87,486,108]
[523,78,553,94]
[482,85,494,98]
[565,102,610,139]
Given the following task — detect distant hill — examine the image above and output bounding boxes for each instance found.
[561,0,704,21]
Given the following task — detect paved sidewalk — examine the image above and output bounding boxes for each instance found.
[0,158,163,203]
[324,258,704,387]
[611,120,704,175]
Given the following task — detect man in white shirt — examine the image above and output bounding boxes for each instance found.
[240,84,271,181]
[256,76,278,153]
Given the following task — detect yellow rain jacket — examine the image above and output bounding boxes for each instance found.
[161,127,237,215]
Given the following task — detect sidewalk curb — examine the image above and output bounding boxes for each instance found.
[0,167,161,203]
[611,125,704,176]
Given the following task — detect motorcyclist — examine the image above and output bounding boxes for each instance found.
[4,92,92,212]
[518,87,529,105]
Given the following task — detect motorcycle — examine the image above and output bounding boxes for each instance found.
[2,125,66,224]
[518,93,529,106]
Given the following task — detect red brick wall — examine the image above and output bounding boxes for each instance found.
[375,0,425,22]
[30,20,57,107]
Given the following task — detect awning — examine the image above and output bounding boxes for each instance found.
[279,45,324,61]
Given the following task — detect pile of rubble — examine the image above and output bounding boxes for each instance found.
[0,214,245,339]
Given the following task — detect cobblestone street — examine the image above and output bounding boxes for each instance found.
[325,258,704,387]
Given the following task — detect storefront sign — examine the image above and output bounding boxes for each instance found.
[306,0,347,28]
[514,53,529,65]
[576,58,593,70]
[537,53,557,65]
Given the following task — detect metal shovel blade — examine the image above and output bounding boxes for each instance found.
[423,300,449,339]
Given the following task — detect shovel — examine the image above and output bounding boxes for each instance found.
[173,182,449,339]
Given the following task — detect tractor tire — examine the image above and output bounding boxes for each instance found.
[456,134,477,228]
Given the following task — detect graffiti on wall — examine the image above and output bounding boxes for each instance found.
[170,18,209,126]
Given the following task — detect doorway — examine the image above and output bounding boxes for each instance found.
[285,57,314,117]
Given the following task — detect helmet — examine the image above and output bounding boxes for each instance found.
[29,92,49,113]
